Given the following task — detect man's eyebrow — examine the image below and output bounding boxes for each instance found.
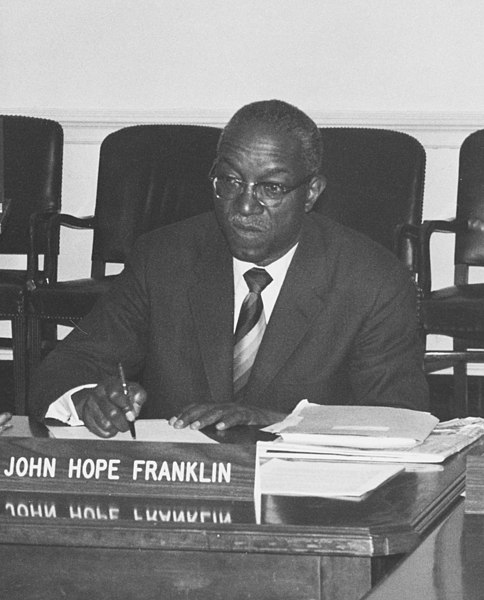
[260,167,291,179]
[216,158,238,171]
[216,160,291,179]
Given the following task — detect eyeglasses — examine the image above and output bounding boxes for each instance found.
[209,171,313,208]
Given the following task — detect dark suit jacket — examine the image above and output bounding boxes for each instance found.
[31,211,429,420]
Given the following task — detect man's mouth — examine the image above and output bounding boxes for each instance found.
[230,218,267,234]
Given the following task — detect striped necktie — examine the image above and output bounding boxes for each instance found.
[233,267,273,397]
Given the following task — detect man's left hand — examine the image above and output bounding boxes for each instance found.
[169,403,286,431]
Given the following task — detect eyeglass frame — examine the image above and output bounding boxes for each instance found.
[208,164,316,208]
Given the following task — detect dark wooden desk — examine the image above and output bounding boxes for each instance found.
[0,418,478,600]
[361,500,484,600]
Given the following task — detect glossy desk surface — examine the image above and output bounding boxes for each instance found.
[0,418,479,600]
[362,500,484,600]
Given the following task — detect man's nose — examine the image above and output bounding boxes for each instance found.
[235,183,264,215]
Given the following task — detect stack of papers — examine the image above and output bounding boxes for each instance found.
[262,401,484,463]
[265,401,439,449]
[253,402,442,503]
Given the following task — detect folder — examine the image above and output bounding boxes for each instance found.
[266,401,438,449]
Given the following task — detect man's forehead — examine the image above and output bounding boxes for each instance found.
[221,120,293,144]
[217,122,304,165]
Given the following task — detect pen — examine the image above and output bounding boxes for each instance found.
[117,362,136,440]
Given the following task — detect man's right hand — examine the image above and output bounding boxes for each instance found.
[72,378,147,438]
[0,412,12,434]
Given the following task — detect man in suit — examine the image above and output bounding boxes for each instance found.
[30,99,429,437]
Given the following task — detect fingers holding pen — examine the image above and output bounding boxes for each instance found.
[0,412,12,434]
[81,397,121,438]
[126,383,146,419]
[101,379,146,416]
[99,379,147,432]
[72,378,147,438]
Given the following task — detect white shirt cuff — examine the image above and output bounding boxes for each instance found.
[45,384,97,426]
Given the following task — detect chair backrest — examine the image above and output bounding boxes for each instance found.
[314,128,426,270]
[454,130,484,273]
[91,124,221,268]
[0,115,63,255]
[90,125,426,271]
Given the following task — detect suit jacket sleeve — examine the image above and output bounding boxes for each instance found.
[30,236,151,420]
[347,269,427,410]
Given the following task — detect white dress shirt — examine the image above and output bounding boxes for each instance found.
[233,243,298,330]
[46,243,298,423]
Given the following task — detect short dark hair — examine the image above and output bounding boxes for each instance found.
[218,99,323,175]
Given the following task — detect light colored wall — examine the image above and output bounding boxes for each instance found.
[3,0,484,112]
[1,0,484,356]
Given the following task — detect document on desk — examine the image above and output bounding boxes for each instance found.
[259,458,403,498]
[46,419,218,443]
[265,400,438,449]
[260,417,484,464]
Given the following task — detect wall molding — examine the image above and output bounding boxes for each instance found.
[3,107,484,148]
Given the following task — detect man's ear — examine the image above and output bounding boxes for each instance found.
[304,175,326,213]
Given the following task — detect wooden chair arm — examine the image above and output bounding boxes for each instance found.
[28,212,96,288]
[418,218,469,297]
[393,223,420,273]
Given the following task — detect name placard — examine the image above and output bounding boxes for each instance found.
[0,438,256,501]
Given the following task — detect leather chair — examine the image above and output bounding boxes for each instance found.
[412,130,484,417]
[0,115,63,415]
[315,127,426,270]
[27,124,221,391]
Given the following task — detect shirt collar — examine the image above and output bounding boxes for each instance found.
[233,243,299,285]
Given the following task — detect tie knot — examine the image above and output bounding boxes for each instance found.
[243,268,272,294]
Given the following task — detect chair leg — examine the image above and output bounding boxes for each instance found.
[27,317,60,411]
[27,315,43,380]
[11,315,27,416]
[453,361,469,417]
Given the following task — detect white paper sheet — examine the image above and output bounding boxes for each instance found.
[259,458,403,498]
[47,419,218,443]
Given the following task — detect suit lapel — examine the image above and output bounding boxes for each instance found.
[245,215,330,403]
[188,223,234,404]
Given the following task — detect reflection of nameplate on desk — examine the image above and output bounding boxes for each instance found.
[0,488,258,549]
[0,490,255,527]
[0,418,256,501]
